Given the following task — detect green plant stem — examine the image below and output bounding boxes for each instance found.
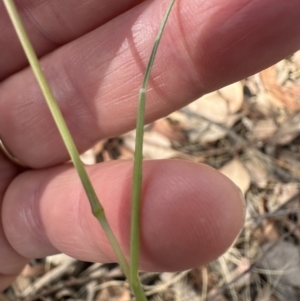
[2,0,144,296]
[5,0,176,299]
[130,0,176,288]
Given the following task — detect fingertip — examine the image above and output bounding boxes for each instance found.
[133,160,245,271]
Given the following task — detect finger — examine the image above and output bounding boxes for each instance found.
[0,154,28,291]
[0,274,20,292]
[3,160,245,273]
[1,0,299,168]
[0,151,22,196]
[0,0,142,80]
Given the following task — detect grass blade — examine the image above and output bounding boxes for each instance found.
[4,0,176,299]
[2,0,132,286]
[130,0,176,286]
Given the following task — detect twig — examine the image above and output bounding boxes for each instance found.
[20,258,77,298]
[143,270,191,297]
[22,268,108,301]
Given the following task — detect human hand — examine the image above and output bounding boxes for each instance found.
[0,0,299,291]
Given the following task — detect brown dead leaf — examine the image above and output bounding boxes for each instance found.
[268,183,299,212]
[267,112,300,145]
[243,158,268,188]
[80,140,106,164]
[247,119,277,141]
[21,263,45,277]
[80,149,96,165]
[219,81,244,114]
[175,81,243,144]
[189,91,228,124]
[169,109,242,144]
[123,131,177,159]
[151,118,186,143]
[219,159,251,195]
[260,65,300,112]
[12,275,31,295]
[189,82,243,124]
[263,221,280,241]
[293,50,300,68]
[95,285,130,301]
[192,114,242,144]
[117,144,134,160]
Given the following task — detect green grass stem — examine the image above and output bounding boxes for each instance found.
[3,0,130,276]
[4,0,176,299]
[130,0,176,287]
[2,0,148,298]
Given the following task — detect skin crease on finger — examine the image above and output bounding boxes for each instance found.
[0,0,300,168]
[0,0,144,80]
[3,160,245,273]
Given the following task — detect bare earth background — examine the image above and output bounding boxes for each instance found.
[2,50,300,301]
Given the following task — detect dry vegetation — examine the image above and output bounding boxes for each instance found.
[2,51,300,301]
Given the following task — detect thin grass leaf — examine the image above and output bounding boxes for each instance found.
[130,0,176,287]
[3,0,131,277]
[1,0,149,297]
[4,0,176,299]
